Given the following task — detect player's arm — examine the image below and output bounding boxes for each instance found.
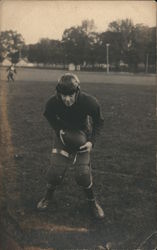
[43,100,62,136]
[80,99,104,151]
[43,99,70,136]
[88,100,104,145]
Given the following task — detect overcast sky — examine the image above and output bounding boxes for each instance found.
[0,0,156,44]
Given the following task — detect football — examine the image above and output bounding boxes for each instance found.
[60,129,87,150]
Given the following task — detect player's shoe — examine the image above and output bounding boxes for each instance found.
[88,200,104,219]
[37,197,51,210]
[37,185,55,210]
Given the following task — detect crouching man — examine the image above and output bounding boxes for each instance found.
[37,73,104,219]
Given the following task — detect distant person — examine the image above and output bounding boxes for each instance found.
[7,64,17,82]
[37,73,104,219]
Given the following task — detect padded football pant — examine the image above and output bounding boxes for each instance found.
[45,133,94,200]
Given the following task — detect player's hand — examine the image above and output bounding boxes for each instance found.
[80,141,92,152]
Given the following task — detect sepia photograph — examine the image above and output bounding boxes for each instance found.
[0,0,156,249]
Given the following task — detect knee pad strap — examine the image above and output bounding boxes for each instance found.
[52,148,69,158]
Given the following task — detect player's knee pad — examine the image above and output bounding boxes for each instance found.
[75,164,92,188]
[75,174,92,188]
[47,148,69,186]
[46,165,65,186]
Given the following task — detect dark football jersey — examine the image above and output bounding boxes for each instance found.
[44,91,104,144]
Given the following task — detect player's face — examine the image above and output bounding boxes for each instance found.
[61,93,76,107]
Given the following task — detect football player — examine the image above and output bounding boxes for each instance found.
[7,64,16,82]
[37,73,104,219]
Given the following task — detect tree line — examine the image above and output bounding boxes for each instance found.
[0,19,156,72]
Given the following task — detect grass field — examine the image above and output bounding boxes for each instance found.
[0,68,156,249]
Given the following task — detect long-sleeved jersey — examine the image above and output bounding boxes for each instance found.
[44,91,104,144]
